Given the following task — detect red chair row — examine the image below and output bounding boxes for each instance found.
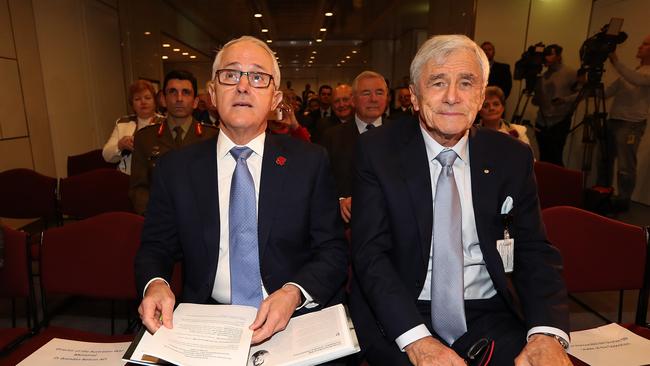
[0,212,186,364]
[0,168,132,226]
[542,205,649,366]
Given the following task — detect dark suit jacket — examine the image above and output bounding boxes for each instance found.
[349,117,568,350]
[311,115,349,145]
[322,117,386,198]
[135,133,348,312]
[489,61,513,98]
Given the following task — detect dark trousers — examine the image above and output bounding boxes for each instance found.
[362,296,527,366]
[536,117,572,166]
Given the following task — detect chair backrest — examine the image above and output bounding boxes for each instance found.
[67,149,118,177]
[0,226,30,299]
[40,212,144,300]
[534,161,584,209]
[542,206,648,293]
[0,169,57,220]
[59,168,132,218]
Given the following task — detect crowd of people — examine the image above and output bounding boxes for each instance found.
[98,32,649,365]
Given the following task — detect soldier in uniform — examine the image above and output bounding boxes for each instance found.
[129,70,218,215]
[102,79,165,174]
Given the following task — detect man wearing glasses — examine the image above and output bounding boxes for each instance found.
[135,36,348,345]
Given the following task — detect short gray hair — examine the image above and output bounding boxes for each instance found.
[352,70,387,94]
[212,36,281,90]
[409,34,489,95]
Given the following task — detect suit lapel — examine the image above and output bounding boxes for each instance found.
[468,128,508,293]
[189,138,220,268]
[398,121,433,266]
[258,134,288,257]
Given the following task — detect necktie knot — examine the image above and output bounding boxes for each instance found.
[173,126,184,146]
[436,149,457,167]
[230,146,254,161]
[365,123,375,131]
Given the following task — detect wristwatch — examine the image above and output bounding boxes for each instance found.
[534,332,569,350]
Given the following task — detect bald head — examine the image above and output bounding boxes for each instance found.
[332,84,354,120]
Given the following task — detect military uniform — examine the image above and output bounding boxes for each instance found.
[129,119,218,215]
[102,114,165,174]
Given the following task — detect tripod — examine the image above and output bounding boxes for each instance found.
[511,88,535,126]
[567,79,607,176]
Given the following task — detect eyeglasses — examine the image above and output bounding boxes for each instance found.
[215,69,274,88]
[465,337,494,366]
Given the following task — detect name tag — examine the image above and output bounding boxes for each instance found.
[497,238,514,273]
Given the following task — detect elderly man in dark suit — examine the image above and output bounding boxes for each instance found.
[135,35,347,345]
[350,34,571,365]
[323,71,389,224]
[481,41,513,99]
[311,84,355,144]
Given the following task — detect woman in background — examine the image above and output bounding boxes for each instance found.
[102,80,164,174]
[479,86,530,145]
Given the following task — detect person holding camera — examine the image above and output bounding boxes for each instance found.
[597,34,650,211]
[532,44,579,166]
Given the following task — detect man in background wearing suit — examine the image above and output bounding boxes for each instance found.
[312,84,355,144]
[482,41,513,99]
[323,71,388,224]
[350,34,571,365]
[135,36,347,345]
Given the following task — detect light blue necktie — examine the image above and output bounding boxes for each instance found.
[431,149,467,345]
[229,147,263,308]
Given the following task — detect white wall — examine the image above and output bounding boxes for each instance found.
[32,0,126,177]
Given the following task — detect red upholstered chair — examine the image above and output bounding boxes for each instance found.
[59,168,132,219]
[0,226,37,354]
[534,161,584,209]
[66,149,118,177]
[542,206,649,327]
[0,168,58,227]
[0,212,143,364]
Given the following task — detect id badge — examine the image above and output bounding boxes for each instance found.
[497,238,514,273]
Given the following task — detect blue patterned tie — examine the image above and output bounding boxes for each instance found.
[229,147,263,308]
[431,149,467,345]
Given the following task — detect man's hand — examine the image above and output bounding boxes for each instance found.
[404,337,466,366]
[138,279,175,333]
[514,334,572,366]
[250,284,302,344]
[118,136,134,151]
[339,197,352,223]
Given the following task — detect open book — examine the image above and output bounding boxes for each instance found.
[123,303,359,366]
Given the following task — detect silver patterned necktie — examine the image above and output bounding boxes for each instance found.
[431,149,467,345]
[229,146,263,308]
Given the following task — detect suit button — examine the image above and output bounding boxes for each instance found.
[415,281,421,288]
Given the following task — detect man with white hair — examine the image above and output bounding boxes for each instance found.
[323,71,389,224]
[135,36,347,345]
[349,34,571,365]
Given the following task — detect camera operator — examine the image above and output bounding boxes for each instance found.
[596,34,650,211]
[532,44,579,166]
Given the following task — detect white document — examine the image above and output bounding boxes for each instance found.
[569,323,650,366]
[140,303,257,366]
[18,338,131,366]
[247,304,359,366]
[124,303,359,366]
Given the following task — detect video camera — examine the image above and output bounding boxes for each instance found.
[579,17,627,84]
[513,42,545,93]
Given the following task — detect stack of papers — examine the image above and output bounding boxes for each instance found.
[569,323,650,366]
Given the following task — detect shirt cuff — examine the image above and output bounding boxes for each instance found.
[395,324,432,351]
[143,277,170,298]
[284,282,317,310]
[527,326,570,349]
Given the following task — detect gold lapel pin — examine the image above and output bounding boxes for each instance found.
[483,169,490,174]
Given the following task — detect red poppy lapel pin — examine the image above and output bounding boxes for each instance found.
[275,156,287,166]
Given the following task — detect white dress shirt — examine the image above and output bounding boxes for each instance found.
[354,115,382,134]
[396,126,569,350]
